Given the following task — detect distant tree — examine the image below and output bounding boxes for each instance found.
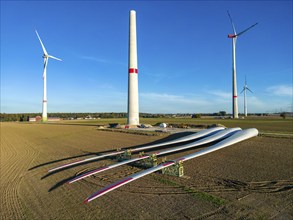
[219,111,226,116]
[280,112,287,119]
[192,114,201,118]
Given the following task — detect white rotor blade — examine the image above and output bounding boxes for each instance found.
[237,23,258,37]
[227,10,237,35]
[43,58,48,78]
[48,55,62,61]
[35,30,48,55]
[67,128,241,184]
[48,127,224,173]
[84,128,258,203]
[247,87,253,93]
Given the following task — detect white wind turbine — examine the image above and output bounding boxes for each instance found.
[35,30,62,122]
[227,11,258,119]
[240,76,253,117]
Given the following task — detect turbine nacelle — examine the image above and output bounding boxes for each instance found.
[228,34,237,38]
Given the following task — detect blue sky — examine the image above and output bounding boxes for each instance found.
[1,1,292,114]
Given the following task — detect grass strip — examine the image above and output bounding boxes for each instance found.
[152,175,226,206]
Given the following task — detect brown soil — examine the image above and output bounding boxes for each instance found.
[1,122,292,219]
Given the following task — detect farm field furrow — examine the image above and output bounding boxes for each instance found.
[1,123,39,219]
[1,122,292,219]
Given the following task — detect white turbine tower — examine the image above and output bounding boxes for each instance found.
[227,11,258,119]
[35,30,62,122]
[127,10,139,126]
[240,76,253,117]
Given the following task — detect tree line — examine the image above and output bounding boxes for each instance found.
[0,112,194,122]
[0,112,126,122]
[1,111,281,122]
[0,112,176,122]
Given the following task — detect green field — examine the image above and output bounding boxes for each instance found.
[56,117,293,134]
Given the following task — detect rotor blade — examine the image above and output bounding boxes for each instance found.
[48,127,224,173]
[84,128,258,203]
[240,88,245,94]
[237,23,258,37]
[48,55,62,61]
[43,58,48,78]
[227,10,237,35]
[247,87,253,93]
[67,128,241,184]
[35,30,48,55]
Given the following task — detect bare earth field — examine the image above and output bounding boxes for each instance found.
[1,122,292,219]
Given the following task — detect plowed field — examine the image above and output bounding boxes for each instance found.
[1,122,292,219]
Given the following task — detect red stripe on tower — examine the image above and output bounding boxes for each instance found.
[233,95,237,98]
[129,68,138,74]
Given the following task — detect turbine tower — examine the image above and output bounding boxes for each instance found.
[36,30,62,122]
[127,10,139,126]
[240,76,253,117]
[227,11,258,119]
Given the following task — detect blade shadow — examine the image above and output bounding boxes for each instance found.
[29,131,195,172]
[46,143,214,192]
[48,175,75,192]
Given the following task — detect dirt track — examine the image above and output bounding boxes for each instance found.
[1,122,292,219]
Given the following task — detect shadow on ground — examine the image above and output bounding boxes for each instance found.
[29,127,195,174]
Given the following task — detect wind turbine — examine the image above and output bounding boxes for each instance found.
[35,30,62,122]
[240,76,253,117]
[227,11,258,119]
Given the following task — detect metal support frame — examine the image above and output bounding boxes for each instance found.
[162,160,184,177]
[134,153,157,168]
[116,149,132,161]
